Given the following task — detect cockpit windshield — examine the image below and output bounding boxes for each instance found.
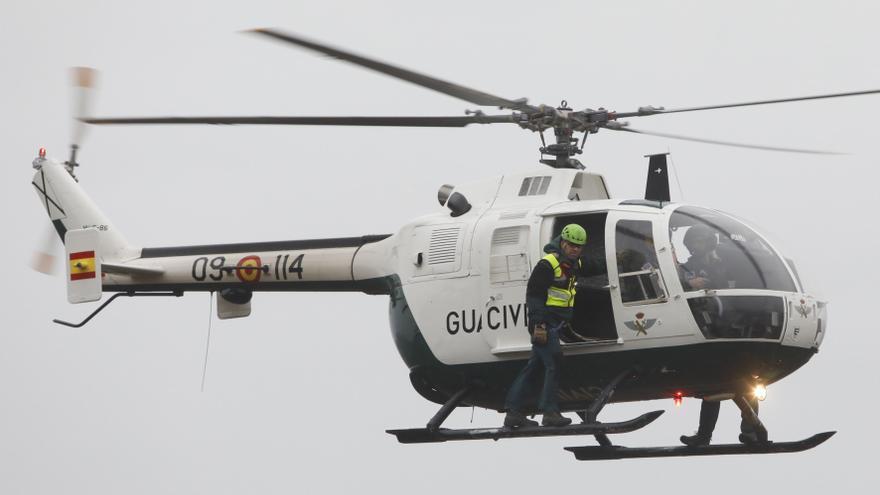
[669,206,796,292]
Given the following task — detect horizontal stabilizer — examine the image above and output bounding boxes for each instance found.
[102,261,164,276]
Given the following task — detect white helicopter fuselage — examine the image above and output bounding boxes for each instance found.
[33,158,826,411]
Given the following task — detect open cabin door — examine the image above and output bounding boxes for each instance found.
[606,211,684,344]
[487,210,621,355]
[483,210,625,356]
[554,212,619,347]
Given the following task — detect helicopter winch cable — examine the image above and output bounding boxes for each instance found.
[668,150,685,202]
[201,292,214,392]
[605,125,843,155]
[248,28,538,113]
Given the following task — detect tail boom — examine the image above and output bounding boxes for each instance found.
[32,158,396,298]
[102,235,396,295]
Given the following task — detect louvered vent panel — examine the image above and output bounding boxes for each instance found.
[492,226,521,246]
[518,176,552,196]
[427,227,461,265]
[489,225,530,284]
[499,211,528,220]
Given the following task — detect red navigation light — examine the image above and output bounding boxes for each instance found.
[38,147,46,158]
[673,391,683,407]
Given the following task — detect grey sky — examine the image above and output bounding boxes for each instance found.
[2,1,878,493]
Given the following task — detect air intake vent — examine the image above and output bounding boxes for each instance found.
[492,226,521,246]
[489,225,530,285]
[428,227,461,265]
[518,176,552,196]
[499,211,528,220]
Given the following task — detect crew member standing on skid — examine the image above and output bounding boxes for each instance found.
[504,223,597,428]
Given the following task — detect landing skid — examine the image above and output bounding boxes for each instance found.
[565,431,836,460]
[387,410,663,444]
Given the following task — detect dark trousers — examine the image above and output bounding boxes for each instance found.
[697,396,760,435]
[504,325,562,414]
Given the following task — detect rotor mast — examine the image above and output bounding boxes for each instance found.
[537,101,587,170]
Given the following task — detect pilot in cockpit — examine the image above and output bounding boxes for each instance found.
[680,224,727,291]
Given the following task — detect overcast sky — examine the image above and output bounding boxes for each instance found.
[2,1,879,493]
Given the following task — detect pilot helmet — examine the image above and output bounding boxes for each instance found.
[683,224,718,253]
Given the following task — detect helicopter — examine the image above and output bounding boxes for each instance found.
[31,28,880,460]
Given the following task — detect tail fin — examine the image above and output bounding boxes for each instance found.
[32,159,135,261]
[644,153,671,203]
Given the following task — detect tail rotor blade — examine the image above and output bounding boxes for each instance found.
[70,67,98,147]
[30,225,61,276]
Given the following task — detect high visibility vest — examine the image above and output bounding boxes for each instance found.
[543,253,581,308]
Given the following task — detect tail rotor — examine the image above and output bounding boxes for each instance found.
[30,67,99,276]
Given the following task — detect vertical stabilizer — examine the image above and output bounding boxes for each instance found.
[64,228,102,303]
[32,159,134,261]
[644,153,671,203]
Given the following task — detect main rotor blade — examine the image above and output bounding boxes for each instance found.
[606,125,843,155]
[84,115,517,127]
[249,28,538,113]
[616,89,880,118]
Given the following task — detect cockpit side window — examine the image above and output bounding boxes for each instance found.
[670,206,796,292]
[616,220,667,304]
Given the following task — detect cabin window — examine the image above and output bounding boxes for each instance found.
[616,220,667,304]
[669,206,796,292]
[687,295,785,340]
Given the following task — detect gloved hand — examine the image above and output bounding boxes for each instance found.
[531,322,548,345]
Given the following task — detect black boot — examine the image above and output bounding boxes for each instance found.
[739,431,760,445]
[680,400,720,446]
[679,432,712,447]
[504,411,538,428]
[541,411,572,427]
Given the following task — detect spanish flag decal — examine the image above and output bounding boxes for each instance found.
[69,250,96,281]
